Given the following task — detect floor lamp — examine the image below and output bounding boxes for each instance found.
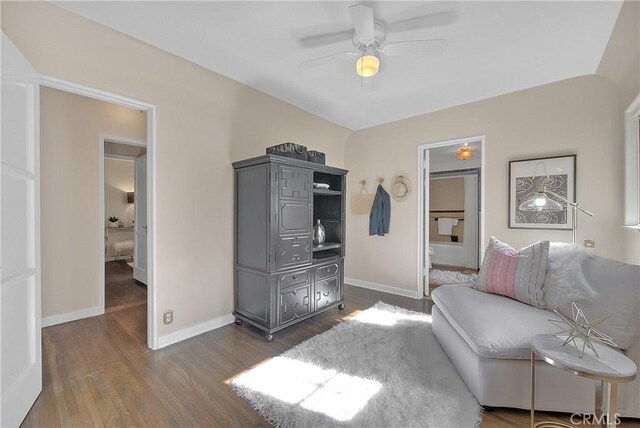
[519,184,594,244]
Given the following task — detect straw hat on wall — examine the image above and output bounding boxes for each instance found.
[391,175,412,201]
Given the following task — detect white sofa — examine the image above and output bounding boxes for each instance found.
[431,254,640,417]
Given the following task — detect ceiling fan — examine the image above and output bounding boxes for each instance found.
[299,5,450,79]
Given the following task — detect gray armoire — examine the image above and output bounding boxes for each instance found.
[232,155,348,341]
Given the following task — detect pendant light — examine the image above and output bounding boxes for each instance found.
[455,144,475,160]
[518,185,563,212]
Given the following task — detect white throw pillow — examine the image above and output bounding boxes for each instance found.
[542,242,596,310]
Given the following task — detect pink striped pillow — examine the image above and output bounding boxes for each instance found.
[474,238,549,308]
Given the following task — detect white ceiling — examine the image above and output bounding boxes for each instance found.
[55,1,622,131]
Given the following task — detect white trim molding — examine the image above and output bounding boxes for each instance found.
[39,76,155,111]
[157,314,236,349]
[345,277,419,299]
[42,306,102,328]
[104,153,136,162]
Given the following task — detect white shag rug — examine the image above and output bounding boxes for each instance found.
[231,302,481,427]
[429,269,477,286]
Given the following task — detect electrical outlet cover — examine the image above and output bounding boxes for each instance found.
[583,239,595,248]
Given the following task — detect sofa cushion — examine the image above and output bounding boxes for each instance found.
[474,237,549,308]
[432,284,560,359]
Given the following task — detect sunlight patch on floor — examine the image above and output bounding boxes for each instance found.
[231,357,381,422]
[352,307,432,326]
[299,372,381,421]
[340,309,362,321]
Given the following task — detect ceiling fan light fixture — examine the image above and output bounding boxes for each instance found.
[455,144,475,160]
[356,54,379,77]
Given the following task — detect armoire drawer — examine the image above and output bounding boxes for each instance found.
[316,262,340,280]
[314,276,340,310]
[278,268,311,290]
[279,284,311,325]
[277,234,312,269]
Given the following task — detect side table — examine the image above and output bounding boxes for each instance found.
[530,334,637,428]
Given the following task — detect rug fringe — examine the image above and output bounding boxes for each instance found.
[230,383,286,428]
[475,405,485,428]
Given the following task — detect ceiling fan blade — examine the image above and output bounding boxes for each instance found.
[349,4,375,43]
[299,51,358,69]
[382,39,447,56]
[298,30,354,48]
[386,11,458,33]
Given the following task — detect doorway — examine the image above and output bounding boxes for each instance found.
[40,76,158,349]
[428,170,480,294]
[417,136,485,297]
[102,138,147,313]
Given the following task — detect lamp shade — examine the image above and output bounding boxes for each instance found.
[127,192,134,204]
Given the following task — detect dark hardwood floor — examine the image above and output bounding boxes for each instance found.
[105,260,146,313]
[431,263,479,275]
[23,285,638,427]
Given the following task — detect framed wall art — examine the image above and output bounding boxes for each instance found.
[509,154,576,229]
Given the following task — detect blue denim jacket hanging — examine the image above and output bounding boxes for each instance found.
[369,184,391,236]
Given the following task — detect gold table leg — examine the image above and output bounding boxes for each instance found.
[531,349,535,428]
[607,383,618,428]
[595,381,604,428]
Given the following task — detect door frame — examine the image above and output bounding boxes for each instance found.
[39,75,159,350]
[99,134,146,303]
[416,135,486,298]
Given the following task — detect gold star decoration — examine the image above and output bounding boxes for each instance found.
[548,302,617,358]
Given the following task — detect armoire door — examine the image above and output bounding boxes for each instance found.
[276,165,312,269]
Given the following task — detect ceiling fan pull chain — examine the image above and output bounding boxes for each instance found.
[360,51,364,88]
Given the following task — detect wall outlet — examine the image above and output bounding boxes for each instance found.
[163,310,173,325]
[583,239,595,248]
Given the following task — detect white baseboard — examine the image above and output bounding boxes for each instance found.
[42,306,102,327]
[345,277,419,299]
[157,313,235,349]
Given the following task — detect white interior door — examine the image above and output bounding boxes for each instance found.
[422,149,430,296]
[463,174,480,269]
[133,154,147,284]
[1,33,42,427]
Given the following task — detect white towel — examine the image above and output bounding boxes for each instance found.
[452,219,459,227]
[437,218,454,235]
